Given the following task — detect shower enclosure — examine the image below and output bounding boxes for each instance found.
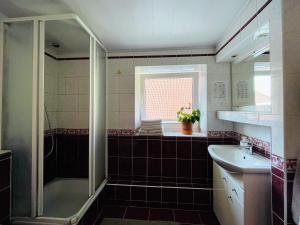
[0,14,107,224]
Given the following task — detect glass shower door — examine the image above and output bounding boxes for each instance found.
[2,20,37,217]
[92,40,106,191]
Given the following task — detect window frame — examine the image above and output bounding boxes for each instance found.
[140,73,199,122]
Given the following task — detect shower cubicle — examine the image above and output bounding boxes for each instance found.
[0,14,107,224]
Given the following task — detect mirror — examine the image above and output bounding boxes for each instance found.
[231,52,271,111]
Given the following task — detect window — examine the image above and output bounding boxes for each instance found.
[135,64,207,134]
[254,62,271,105]
[139,65,200,121]
[143,76,193,120]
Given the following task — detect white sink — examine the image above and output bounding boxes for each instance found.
[208,145,270,174]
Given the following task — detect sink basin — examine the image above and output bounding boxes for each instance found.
[208,145,270,174]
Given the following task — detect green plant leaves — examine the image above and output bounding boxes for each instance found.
[177,108,200,124]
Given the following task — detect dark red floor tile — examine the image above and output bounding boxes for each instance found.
[200,211,220,225]
[174,210,202,224]
[124,206,149,220]
[101,206,126,218]
[149,208,174,221]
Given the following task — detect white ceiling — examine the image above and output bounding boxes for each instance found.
[0,0,248,51]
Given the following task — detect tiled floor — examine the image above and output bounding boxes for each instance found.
[101,218,179,225]
[96,206,220,225]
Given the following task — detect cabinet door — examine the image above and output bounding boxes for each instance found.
[228,176,244,205]
[228,194,244,225]
[213,163,231,225]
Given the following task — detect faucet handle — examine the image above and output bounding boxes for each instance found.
[240,136,250,147]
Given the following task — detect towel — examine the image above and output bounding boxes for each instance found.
[141,119,162,124]
[139,119,163,136]
[140,125,162,130]
[292,153,300,224]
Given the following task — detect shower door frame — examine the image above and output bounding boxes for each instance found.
[0,14,108,222]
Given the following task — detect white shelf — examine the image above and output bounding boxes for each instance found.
[217,111,281,127]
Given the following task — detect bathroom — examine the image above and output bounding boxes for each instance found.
[0,0,299,225]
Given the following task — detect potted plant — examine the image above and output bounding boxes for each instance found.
[177,107,200,135]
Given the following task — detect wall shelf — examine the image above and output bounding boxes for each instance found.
[217,111,281,127]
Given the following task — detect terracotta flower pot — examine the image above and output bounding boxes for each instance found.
[181,122,193,135]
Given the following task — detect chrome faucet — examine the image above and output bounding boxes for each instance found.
[239,137,253,155]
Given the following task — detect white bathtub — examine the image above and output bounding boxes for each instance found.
[43,178,89,218]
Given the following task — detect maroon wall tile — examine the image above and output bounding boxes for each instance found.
[192,140,208,160]
[119,157,132,176]
[108,138,118,156]
[133,139,147,157]
[148,158,161,177]
[148,140,161,158]
[0,188,10,222]
[272,174,284,220]
[177,140,191,159]
[162,140,176,159]
[177,159,191,178]
[0,158,10,190]
[131,186,146,201]
[106,132,240,211]
[272,166,284,179]
[118,138,132,157]
[178,189,193,204]
[192,160,208,178]
[133,158,147,176]
[116,186,130,200]
[48,133,89,180]
[162,188,177,203]
[162,159,176,178]
[108,157,118,175]
[287,180,295,224]
[194,189,211,205]
[0,216,10,225]
[147,187,162,202]
[273,212,284,225]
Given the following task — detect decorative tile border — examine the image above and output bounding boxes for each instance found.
[272,154,284,171]
[232,131,271,158]
[56,128,89,135]
[108,129,235,138]
[107,129,137,136]
[44,128,89,136]
[286,159,297,173]
[207,131,233,138]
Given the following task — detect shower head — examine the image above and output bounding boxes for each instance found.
[49,42,60,48]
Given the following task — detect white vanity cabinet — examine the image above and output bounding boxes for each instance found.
[213,162,270,225]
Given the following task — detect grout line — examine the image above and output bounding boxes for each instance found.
[106,183,213,190]
[272,210,284,222]
[272,172,285,181]
[122,206,128,219]
[0,185,10,193]
[147,207,150,221]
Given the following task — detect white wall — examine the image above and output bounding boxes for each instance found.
[234,123,271,142]
[44,55,59,130]
[44,55,90,130]
[107,49,232,132]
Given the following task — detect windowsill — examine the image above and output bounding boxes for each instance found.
[163,131,207,137]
